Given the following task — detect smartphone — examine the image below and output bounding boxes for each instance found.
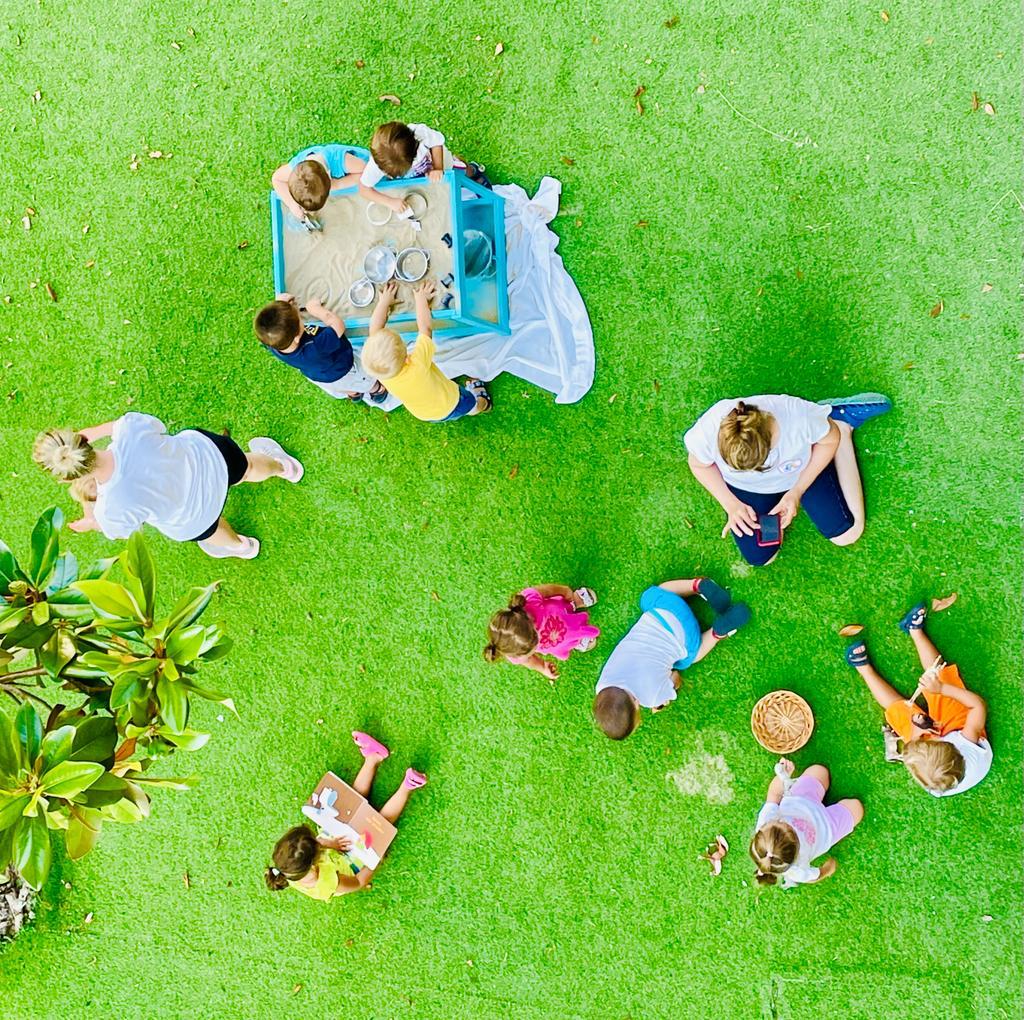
[757,513,782,547]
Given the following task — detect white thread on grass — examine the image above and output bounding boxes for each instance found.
[714,88,817,149]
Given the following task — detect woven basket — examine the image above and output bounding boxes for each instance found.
[751,691,814,753]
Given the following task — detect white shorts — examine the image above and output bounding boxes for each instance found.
[310,361,378,399]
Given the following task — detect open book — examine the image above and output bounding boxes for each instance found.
[301,771,398,871]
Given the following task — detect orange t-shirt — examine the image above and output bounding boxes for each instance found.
[884,664,980,741]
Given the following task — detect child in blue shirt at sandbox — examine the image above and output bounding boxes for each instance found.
[592,578,750,740]
[254,294,388,405]
[271,143,367,228]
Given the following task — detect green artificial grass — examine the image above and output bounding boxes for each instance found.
[0,1,1022,1017]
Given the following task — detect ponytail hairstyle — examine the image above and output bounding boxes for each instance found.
[717,401,775,472]
[265,823,321,891]
[749,820,800,886]
[32,428,97,481]
[483,594,539,662]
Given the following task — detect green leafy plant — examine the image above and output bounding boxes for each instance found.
[0,507,234,891]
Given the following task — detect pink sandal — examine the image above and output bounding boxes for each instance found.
[351,731,390,759]
[402,768,427,790]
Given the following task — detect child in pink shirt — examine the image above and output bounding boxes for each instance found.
[484,585,600,681]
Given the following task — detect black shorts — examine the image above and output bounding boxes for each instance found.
[190,430,248,542]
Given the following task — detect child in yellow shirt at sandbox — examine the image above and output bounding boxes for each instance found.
[360,280,492,422]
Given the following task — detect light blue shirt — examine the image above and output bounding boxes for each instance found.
[288,144,358,180]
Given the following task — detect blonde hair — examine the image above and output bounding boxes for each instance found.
[33,428,96,481]
[749,821,799,885]
[70,475,98,505]
[361,329,408,381]
[718,401,775,472]
[902,738,965,793]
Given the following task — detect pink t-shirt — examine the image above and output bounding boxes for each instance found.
[508,588,600,662]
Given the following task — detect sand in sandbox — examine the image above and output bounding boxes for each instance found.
[282,181,455,324]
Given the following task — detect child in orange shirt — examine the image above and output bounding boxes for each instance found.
[845,601,991,797]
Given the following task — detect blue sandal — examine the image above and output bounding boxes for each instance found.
[897,602,927,633]
[845,641,871,668]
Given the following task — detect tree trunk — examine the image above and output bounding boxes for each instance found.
[0,868,34,940]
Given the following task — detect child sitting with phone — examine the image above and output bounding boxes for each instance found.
[265,731,427,900]
[750,758,864,888]
[684,393,891,566]
[592,577,749,740]
[845,601,991,796]
[484,585,600,681]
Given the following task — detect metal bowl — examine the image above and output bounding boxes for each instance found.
[348,278,375,308]
[363,245,397,284]
[366,202,392,226]
[395,247,430,282]
[404,190,427,219]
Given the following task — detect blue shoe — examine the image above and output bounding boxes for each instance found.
[818,392,892,429]
[695,577,732,614]
[712,602,751,638]
[844,641,871,667]
[898,602,927,633]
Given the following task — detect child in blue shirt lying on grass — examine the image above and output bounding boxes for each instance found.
[592,577,750,740]
[254,294,388,405]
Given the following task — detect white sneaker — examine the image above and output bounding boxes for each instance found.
[249,437,304,482]
[198,536,260,560]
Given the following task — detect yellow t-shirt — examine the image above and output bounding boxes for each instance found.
[383,333,460,421]
[288,849,355,901]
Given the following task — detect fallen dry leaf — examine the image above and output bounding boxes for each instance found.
[903,361,914,370]
[21,216,30,231]
[971,92,980,111]
[32,89,41,102]
[931,592,958,613]
[509,463,519,479]
[344,938,354,948]
[930,299,944,317]
[430,591,440,602]
[182,871,191,889]
[355,59,365,69]
[494,42,504,56]
[574,217,582,227]
[560,156,575,166]
[633,85,646,98]
[653,379,661,393]
[637,219,649,228]
[44,282,56,302]
[696,83,706,94]
[84,912,93,924]
[664,15,679,28]
[838,624,864,637]
[291,984,302,995]
[82,224,89,234]
[26,206,35,216]
[237,240,250,250]
[379,94,401,106]
[85,260,95,268]
[880,10,890,22]
[756,285,765,298]
[609,393,617,403]
[187,26,195,37]
[636,99,645,115]
[981,282,993,292]
[983,102,996,116]
[683,517,694,530]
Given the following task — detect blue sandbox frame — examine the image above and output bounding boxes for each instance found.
[270,154,510,343]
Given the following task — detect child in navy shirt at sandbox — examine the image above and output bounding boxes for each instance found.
[592,577,751,740]
[254,294,389,406]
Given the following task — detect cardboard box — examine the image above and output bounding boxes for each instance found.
[301,771,397,870]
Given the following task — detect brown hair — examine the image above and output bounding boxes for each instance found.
[265,823,321,891]
[592,687,640,740]
[749,820,800,886]
[32,429,97,481]
[718,401,775,472]
[289,159,331,212]
[254,300,302,351]
[902,738,966,793]
[484,594,539,662]
[371,121,418,179]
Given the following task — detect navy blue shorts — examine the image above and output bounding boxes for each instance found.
[190,429,248,542]
[726,460,854,566]
[436,386,477,422]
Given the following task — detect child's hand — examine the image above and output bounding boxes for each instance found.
[379,280,399,305]
[388,195,410,214]
[414,279,436,304]
[538,659,559,681]
[427,168,444,183]
[777,757,795,777]
[329,836,354,853]
[277,292,296,305]
[918,670,943,694]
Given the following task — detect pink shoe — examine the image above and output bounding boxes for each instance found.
[402,768,427,790]
[351,731,390,759]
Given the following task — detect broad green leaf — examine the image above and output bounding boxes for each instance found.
[160,583,218,637]
[156,676,188,733]
[65,807,102,860]
[199,634,234,662]
[0,712,22,778]
[80,650,137,674]
[15,702,42,762]
[161,658,180,682]
[4,620,55,650]
[69,716,117,765]
[31,600,50,626]
[0,817,13,870]
[165,624,206,665]
[38,725,76,773]
[122,532,156,620]
[155,728,210,752]
[181,682,238,717]
[46,551,79,594]
[79,556,117,582]
[71,580,145,622]
[39,629,77,677]
[0,539,21,594]
[39,760,104,799]
[77,772,130,808]
[129,774,198,792]
[43,807,69,830]
[13,812,51,889]
[109,672,145,711]
[103,796,146,823]
[0,794,31,828]
[27,506,64,588]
